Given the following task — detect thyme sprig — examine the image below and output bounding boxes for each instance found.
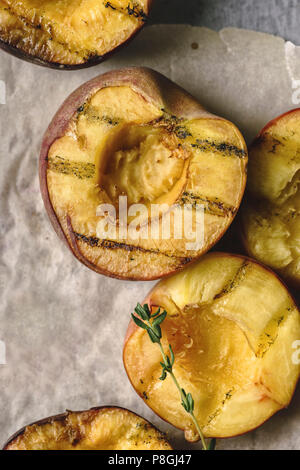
[132,303,215,451]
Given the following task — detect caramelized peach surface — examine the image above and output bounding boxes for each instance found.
[0,0,150,66]
[4,407,172,450]
[41,68,247,280]
[124,253,300,439]
[242,110,300,287]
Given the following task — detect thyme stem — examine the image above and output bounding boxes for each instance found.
[132,304,211,451]
[158,341,208,451]
[190,412,208,451]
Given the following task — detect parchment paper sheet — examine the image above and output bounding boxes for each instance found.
[0,25,299,450]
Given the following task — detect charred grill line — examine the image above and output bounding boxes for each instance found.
[256,304,295,358]
[48,156,95,179]
[73,232,193,264]
[207,389,235,426]
[151,114,192,140]
[213,261,250,300]
[180,192,237,217]
[151,114,246,158]
[104,2,148,23]
[257,333,279,358]
[104,1,117,9]
[77,104,120,126]
[254,135,283,154]
[1,5,79,56]
[191,139,246,158]
[126,4,148,22]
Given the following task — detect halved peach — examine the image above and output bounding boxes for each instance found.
[241,109,300,288]
[39,67,247,280]
[3,407,172,450]
[0,1,152,69]
[124,253,300,440]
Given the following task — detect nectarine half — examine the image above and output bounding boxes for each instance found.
[40,67,247,280]
[0,1,152,68]
[241,109,300,288]
[124,253,300,440]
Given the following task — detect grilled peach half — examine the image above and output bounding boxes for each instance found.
[39,67,247,280]
[241,109,300,288]
[0,1,151,69]
[3,407,172,450]
[124,253,300,441]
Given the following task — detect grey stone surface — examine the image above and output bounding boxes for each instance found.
[151,0,300,44]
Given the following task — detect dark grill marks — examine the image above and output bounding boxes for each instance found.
[256,304,295,358]
[207,389,234,425]
[151,112,246,158]
[104,2,148,23]
[213,261,250,300]
[180,192,237,218]
[126,3,148,22]
[2,5,76,55]
[191,139,246,158]
[150,113,192,140]
[48,156,95,179]
[174,126,192,140]
[73,232,192,264]
[254,134,283,154]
